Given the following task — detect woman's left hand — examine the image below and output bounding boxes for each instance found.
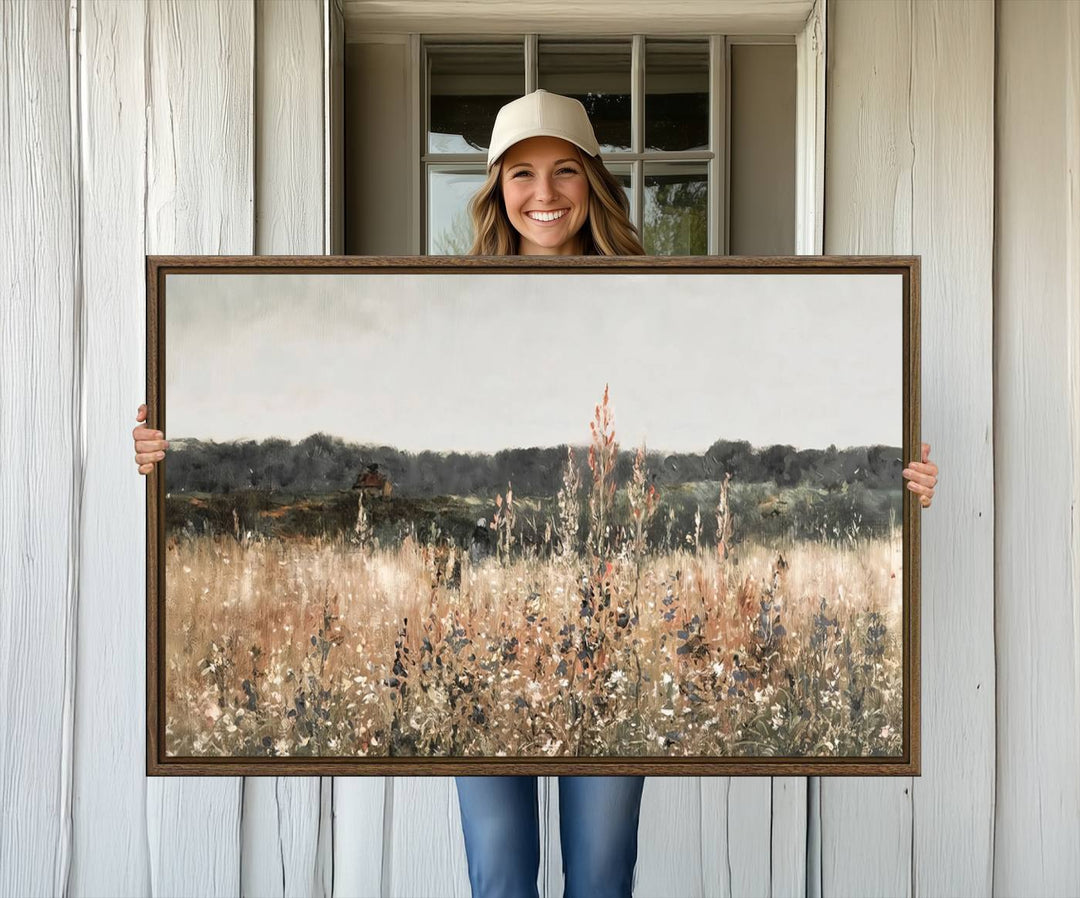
[902,442,938,508]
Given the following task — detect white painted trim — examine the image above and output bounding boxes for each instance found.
[324,0,332,252]
[410,33,422,253]
[709,34,725,255]
[342,0,815,38]
[632,33,645,230]
[723,36,733,255]
[726,33,796,44]
[794,0,825,254]
[1069,0,1080,768]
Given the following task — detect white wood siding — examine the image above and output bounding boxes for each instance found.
[994,0,1080,892]
[0,2,78,895]
[823,2,996,897]
[1,1,1077,896]
[70,1,151,894]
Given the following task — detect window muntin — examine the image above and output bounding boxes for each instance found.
[538,40,632,153]
[427,43,525,153]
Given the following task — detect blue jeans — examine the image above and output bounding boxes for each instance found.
[454,775,646,898]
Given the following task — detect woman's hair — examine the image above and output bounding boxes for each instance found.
[467,150,645,256]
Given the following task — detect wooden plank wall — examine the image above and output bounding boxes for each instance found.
[0,2,79,896]
[2,1,1077,896]
[994,0,1080,892]
[823,2,996,895]
[71,1,151,894]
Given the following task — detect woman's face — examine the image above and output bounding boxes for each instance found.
[499,136,590,255]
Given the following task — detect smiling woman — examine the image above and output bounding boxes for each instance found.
[500,138,591,254]
[466,89,645,256]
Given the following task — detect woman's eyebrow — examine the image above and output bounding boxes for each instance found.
[506,158,579,171]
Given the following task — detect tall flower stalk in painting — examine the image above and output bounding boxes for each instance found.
[715,471,733,560]
[587,384,618,565]
[491,483,516,565]
[627,441,658,562]
[557,444,582,560]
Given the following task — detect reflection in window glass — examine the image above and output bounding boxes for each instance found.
[538,41,632,153]
[602,164,634,223]
[643,163,707,255]
[428,44,524,153]
[428,168,487,254]
[645,40,709,152]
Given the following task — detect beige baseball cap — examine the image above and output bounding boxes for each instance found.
[486,89,601,169]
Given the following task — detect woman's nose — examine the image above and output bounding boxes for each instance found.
[533,174,558,200]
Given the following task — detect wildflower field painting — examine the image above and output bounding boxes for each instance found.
[146,256,920,775]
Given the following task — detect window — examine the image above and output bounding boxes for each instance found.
[422,35,794,256]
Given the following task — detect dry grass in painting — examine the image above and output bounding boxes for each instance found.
[165,386,903,759]
[164,528,903,759]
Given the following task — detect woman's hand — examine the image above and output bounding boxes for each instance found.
[133,403,169,475]
[902,442,938,508]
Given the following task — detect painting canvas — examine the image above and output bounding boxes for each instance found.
[146,256,920,776]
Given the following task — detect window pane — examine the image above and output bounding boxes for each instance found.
[602,163,634,221]
[645,40,709,152]
[428,44,524,154]
[538,40,632,153]
[643,163,707,255]
[428,167,487,254]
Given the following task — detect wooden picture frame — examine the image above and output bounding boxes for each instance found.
[146,255,920,776]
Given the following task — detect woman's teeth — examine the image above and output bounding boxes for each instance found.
[527,209,567,222]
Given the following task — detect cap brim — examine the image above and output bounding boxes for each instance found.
[487,130,600,168]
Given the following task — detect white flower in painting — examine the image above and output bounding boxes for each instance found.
[660,708,675,717]
[609,670,627,685]
[662,672,673,686]
[712,662,724,677]
[880,725,893,739]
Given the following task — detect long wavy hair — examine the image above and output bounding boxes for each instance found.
[467,148,645,256]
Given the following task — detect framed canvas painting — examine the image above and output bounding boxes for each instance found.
[145,255,920,776]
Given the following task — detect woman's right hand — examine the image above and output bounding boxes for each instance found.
[133,403,169,474]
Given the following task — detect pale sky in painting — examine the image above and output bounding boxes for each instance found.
[164,272,903,454]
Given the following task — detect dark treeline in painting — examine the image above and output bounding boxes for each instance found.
[165,431,902,495]
[163,432,903,551]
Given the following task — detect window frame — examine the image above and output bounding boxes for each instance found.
[411,2,826,257]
